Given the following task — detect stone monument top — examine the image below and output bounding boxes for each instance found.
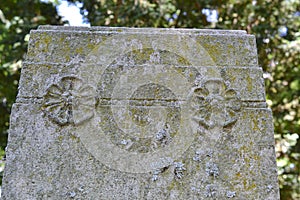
[2,26,279,199]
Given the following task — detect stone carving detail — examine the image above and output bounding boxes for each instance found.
[150,157,173,181]
[155,124,171,146]
[99,81,181,153]
[226,191,236,198]
[151,168,162,181]
[205,184,217,198]
[151,166,170,182]
[189,78,242,198]
[174,162,186,179]
[205,161,219,178]
[193,150,202,162]
[42,76,96,125]
[190,78,241,129]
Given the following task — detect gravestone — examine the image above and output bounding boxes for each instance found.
[2,26,280,199]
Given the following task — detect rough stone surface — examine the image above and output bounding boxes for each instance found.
[2,26,279,199]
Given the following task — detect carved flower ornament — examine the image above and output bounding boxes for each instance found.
[42,76,96,125]
[190,78,241,129]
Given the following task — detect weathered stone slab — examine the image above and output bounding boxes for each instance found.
[2,26,279,199]
[26,26,257,66]
[17,63,265,102]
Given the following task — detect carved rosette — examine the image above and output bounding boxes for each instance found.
[190,78,241,129]
[42,76,96,125]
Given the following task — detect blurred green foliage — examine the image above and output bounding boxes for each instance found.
[0,0,64,184]
[0,0,299,199]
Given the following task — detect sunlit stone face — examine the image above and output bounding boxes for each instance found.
[2,26,279,200]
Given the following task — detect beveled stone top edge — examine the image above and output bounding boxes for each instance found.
[37,25,248,35]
